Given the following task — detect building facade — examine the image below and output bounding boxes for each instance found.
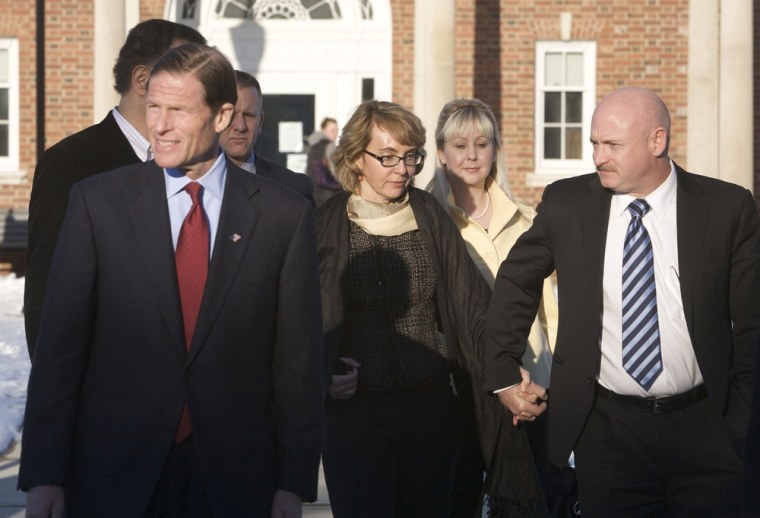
[0,0,757,273]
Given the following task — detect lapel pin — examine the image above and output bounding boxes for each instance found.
[229,233,242,243]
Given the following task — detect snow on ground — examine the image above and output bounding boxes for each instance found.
[0,275,29,454]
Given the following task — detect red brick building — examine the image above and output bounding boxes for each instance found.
[0,0,757,273]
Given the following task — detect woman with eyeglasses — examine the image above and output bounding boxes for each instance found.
[314,99,482,516]
[315,100,545,516]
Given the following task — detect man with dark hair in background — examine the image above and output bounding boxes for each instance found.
[24,19,206,359]
[220,70,314,206]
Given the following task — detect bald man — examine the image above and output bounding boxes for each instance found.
[485,87,760,516]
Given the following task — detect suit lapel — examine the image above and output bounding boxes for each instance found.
[254,157,273,179]
[187,165,262,362]
[674,167,707,335]
[127,162,186,352]
[579,176,612,298]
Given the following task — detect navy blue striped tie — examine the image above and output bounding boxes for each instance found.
[622,199,662,390]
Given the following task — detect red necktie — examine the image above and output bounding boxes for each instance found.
[174,181,209,443]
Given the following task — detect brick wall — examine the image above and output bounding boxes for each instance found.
[141,0,166,21]
[0,1,37,212]
[44,1,96,151]
[390,0,414,108]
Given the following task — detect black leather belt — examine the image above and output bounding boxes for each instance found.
[596,383,707,414]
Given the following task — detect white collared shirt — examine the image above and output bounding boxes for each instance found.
[164,152,227,258]
[239,151,256,174]
[599,162,703,396]
[111,107,152,162]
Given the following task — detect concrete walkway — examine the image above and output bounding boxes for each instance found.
[0,437,333,517]
[0,440,23,518]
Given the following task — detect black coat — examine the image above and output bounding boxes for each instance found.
[315,188,546,512]
[25,112,141,358]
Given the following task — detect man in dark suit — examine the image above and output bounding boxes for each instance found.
[220,70,315,206]
[24,19,206,359]
[19,43,323,517]
[486,87,760,517]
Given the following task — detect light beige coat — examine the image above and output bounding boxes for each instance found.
[447,180,558,388]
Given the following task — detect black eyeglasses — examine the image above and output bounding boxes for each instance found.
[363,149,424,168]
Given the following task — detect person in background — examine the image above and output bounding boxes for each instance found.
[219,70,314,206]
[24,19,207,360]
[306,117,342,205]
[315,99,545,517]
[19,43,323,517]
[486,86,760,517]
[430,98,559,515]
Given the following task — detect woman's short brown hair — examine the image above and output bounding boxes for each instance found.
[331,100,426,193]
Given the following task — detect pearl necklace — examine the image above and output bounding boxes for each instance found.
[471,191,491,220]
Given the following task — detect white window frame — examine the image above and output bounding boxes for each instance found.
[529,40,596,187]
[0,39,21,183]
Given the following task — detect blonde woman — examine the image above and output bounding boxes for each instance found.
[431,98,559,510]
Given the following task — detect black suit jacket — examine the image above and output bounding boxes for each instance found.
[746,319,760,515]
[485,165,760,467]
[255,155,315,207]
[19,161,324,516]
[24,112,141,358]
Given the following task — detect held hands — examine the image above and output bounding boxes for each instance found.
[327,357,361,400]
[26,485,65,518]
[497,366,548,426]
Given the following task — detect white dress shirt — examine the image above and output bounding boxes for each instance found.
[164,152,227,258]
[599,163,703,396]
[111,107,152,162]
[239,151,256,174]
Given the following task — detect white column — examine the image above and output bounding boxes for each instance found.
[687,0,719,178]
[93,0,140,121]
[413,0,455,189]
[718,0,753,190]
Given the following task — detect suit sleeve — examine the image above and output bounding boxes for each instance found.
[725,188,760,440]
[273,200,323,501]
[24,145,81,359]
[19,184,97,489]
[485,184,557,391]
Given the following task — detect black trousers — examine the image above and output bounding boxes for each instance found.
[323,379,457,517]
[574,386,743,518]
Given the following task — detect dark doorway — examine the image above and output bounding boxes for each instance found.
[257,94,315,169]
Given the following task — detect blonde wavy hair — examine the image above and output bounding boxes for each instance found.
[428,98,512,206]
[331,100,426,193]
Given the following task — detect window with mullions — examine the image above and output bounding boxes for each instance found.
[532,41,596,184]
[0,39,20,183]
